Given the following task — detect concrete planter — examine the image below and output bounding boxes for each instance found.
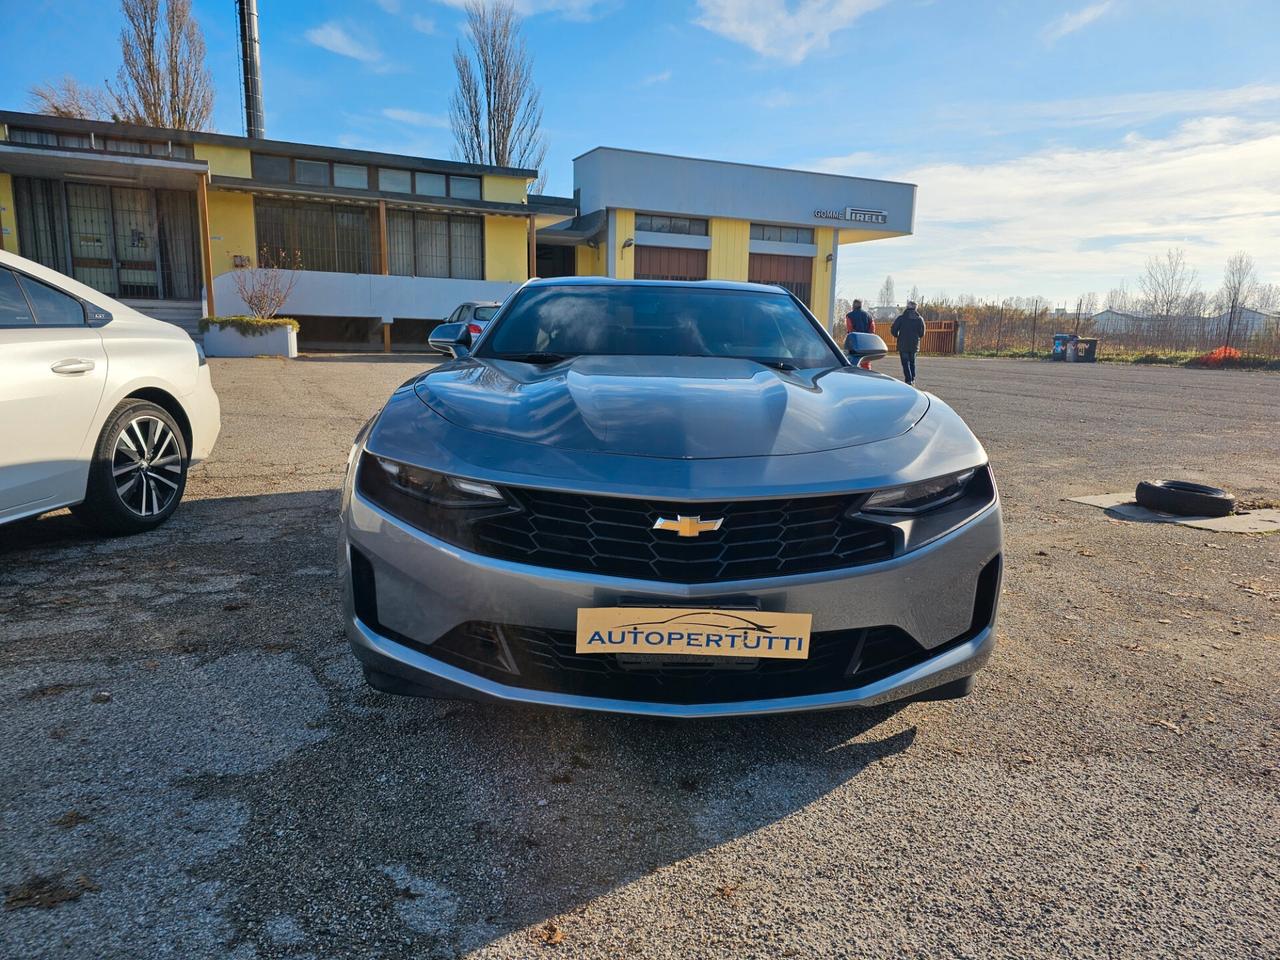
[202,319,298,358]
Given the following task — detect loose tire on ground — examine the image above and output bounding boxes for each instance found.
[1135,479,1235,518]
[71,399,189,535]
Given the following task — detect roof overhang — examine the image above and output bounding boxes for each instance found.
[0,143,208,188]
[535,208,606,246]
[209,175,543,218]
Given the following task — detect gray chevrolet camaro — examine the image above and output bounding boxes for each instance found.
[340,278,1002,717]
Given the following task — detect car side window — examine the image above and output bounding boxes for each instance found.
[0,269,37,327]
[16,274,86,326]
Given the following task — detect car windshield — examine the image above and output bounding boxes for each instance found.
[473,305,499,321]
[478,284,842,367]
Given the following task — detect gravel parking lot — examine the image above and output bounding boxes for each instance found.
[2,355,1277,959]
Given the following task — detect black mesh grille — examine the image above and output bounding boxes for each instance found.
[423,621,938,705]
[471,489,896,583]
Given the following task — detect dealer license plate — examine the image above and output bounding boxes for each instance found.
[576,607,812,660]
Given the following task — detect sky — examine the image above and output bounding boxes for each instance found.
[2,0,1278,305]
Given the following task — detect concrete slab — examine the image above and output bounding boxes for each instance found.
[1066,492,1280,533]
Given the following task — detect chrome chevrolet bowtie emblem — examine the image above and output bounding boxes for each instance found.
[653,515,724,537]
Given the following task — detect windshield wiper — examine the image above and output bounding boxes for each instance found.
[494,352,571,365]
[754,359,798,372]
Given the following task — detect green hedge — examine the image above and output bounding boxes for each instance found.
[199,315,300,336]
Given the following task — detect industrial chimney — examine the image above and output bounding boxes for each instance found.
[236,0,266,138]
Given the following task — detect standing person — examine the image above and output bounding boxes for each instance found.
[890,300,926,385]
[843,298,877,369]
[845,299,874,335]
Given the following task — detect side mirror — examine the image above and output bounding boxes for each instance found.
[428,321,472,358]
[844,332,887,362]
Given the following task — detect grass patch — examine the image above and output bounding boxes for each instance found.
[199,315,300,336]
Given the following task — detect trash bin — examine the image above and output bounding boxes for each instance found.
[1052,333,1071,360]
[1075,337,1098,362]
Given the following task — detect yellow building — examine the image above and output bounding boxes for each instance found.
[0,112,915,349]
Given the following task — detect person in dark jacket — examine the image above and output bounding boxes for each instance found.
[845,299,874,334]
[890,300,926,384]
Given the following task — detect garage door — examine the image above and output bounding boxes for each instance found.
[748,253,812,307]
[634,246,708,281]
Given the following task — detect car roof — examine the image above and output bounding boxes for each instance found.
[524,276,792,294]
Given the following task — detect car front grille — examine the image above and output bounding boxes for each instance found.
[470,488,896,583]
[424,621,937,705]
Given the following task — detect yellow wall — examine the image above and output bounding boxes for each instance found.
[809,227,835,325]
[484,216,530,282]
[206,190,257,275]
[483,175,531,204]
[576,242,606,276]
[612,208,635,280]
[0,173,19,254]
[708,217,749,281]
[194,143,252,178]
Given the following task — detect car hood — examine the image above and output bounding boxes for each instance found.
[413,355,928,460]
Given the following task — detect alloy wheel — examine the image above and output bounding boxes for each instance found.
[112,416,182,517]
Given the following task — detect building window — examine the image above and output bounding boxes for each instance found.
[386,210,485,280]
[8,128,58,146]
[334,163,368,189]
[378,168,412,193]
[449,176,481,200]
[171,143,194,159]
[252,153,291,183]
[635,214,708,236]
[750,223,815,244]
[57,133,91,149]
[254,197,372,275]
[415,172,447,197]
[295,159,330,186]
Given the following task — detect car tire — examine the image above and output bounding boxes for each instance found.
[1135,480,1235,518]
[71,399,189,535]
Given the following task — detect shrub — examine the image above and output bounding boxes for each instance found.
[199,315,300,336]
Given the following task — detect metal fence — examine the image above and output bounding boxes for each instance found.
[944,307,1280,359]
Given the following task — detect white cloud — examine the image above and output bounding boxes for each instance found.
[948,82,1280,133]
[382,107,449,128]
[639,70,672,86]
[759,89,796,109]
[694,0,889,63]
[1041,1,1114,45]
[305,22,384,64]
[374,0,401,12]
[411,14,437,34]
[817,117,1280,302]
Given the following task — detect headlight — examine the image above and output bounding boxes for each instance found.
[861,469,977,515]
[356,453,519,547]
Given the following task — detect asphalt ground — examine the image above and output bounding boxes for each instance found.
[2,355,1277,959]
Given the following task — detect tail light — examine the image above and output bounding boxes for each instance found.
[467,322,483,336]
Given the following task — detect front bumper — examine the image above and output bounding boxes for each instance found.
[341,484,1002,717]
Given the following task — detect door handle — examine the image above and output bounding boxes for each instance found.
[51,358,96,375]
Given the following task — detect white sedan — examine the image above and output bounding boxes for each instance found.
[0,250,220,535]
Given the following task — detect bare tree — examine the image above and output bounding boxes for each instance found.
[878,275,895,308]
[109,0,215,130]
[1104,282,1134,313]
[1139,248,1201,319]
[232,248,302,319]
[1216,251,1258,349]
[28,76,112,119]
[449,0,547,191]
[908,284,921,304]
[29,0,214,130]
